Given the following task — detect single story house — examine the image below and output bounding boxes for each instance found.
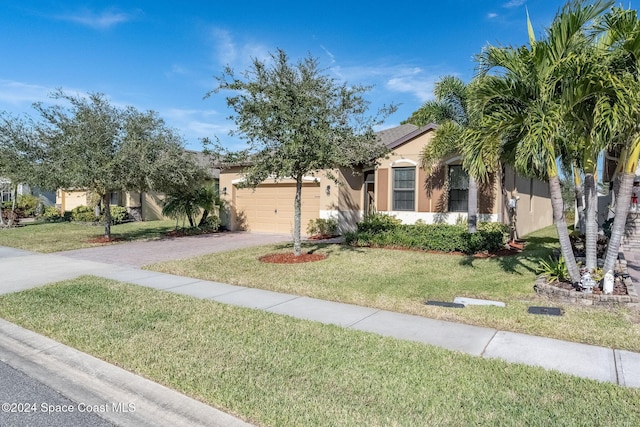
[218,124,553,236]
[56,151,220,221]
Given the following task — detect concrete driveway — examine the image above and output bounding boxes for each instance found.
[56,231,291,267]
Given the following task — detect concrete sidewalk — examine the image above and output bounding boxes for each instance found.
[1,244,639,425]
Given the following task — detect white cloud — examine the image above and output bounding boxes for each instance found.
[503,0,526,8]
[209,27,271,68]
[488,13,499,19]
[56,9,136,29]
[0,80,52,105]
[161,107,232,142]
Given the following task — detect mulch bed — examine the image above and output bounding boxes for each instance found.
[259,252,327,264]
[86,236,125,244]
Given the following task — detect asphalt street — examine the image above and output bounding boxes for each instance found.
[0,361,114,427]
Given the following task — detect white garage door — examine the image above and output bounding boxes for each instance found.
[234,183,320,234]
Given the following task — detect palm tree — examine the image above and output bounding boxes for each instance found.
[162,184,217,228]
[472,0,613,284]
[596,6,640,273]
[404,76,479,233]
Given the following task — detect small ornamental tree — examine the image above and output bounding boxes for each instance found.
[35,91,206,239]
[209,49,395,256]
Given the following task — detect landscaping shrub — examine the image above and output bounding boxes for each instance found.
[71,205,98,222]
[356,213,402,233]
[346,221,507,254]
[41,206,65,222]
[199,215,221,231]
[103,205,130,225]
[307,217,339,236]
[16,194,40,217]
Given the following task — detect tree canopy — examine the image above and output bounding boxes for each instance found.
[33,91,207,237]
[210,49,395,255]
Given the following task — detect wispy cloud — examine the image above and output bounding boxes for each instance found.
[161,107,232,141]
[487,13,499,19]
[503,0,526,8]
[209,27,270,68]
[0,80,52,105]
[56,9,137,29]
[330,64,442,103]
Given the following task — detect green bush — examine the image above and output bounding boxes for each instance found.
[346,221,507,254]
[356,213,402,233]
[537,256,569,283]
[307,217,339,236]
[42,206,65,222]
[16,194,40,217]
[103,205,130,225]
[71,205,98,222]
[199,215,221,231]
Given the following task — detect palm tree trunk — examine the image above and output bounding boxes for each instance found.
[603,172,635,273]
[550,176,581,284]
[102,193,111,239]
[293,175,302,256]
[467,176,478,233]
[583,172,598,270]
[573,168,586,233]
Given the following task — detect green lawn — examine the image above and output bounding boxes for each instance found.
[147,226,640,352]
[0,277,638,427]
[0,220,177,252]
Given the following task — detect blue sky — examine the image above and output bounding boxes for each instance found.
[0,1,570,151]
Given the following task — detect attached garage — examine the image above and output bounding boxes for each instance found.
[234,182,320,234]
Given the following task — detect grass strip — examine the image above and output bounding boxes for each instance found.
[0,220,176,252]
[146,226,640,352]
[0,276,639,426]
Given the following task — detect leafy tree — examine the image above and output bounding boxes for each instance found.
[34,91,205,239]
[209,49,395,256]
[0,113,50,226]
[403,76,480,233]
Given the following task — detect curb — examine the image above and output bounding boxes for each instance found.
[0,319,253,427]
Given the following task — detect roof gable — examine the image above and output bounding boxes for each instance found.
[381,123,437,150]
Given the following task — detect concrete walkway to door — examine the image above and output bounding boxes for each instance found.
[56,231,291,267]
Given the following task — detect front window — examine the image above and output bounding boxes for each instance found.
[393,167,415,211]
[448,165,468,212]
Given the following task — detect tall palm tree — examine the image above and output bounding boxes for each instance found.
[472,0,613,284]
[596,6,640,272]
[404,76,479,233]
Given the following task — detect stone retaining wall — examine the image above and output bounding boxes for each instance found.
[534,260,638,307]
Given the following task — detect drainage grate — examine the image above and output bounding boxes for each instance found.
[528,306,562,316]
[425,300,465,308]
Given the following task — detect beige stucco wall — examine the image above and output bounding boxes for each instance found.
[502,167,553,238]
[219,167,363,232]
[56,190,89,212]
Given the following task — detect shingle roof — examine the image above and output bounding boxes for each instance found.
[377,123,437,149]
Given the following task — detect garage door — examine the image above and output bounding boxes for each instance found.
[235,183,320,234]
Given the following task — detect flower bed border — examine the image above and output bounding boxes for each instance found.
[534,258,639,307]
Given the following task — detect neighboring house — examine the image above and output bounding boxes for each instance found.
[56,151,220,221]
[218,124,553,236]
[0,178,55,206]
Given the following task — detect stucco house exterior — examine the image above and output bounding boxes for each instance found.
[218,124,553,236]
[56,151,220,221]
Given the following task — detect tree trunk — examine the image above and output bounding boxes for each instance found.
[583,173,598,270]
[467,176,478,233]
[603,172,635,273]
[198,210,209,227]
[7,186,17,227]
[102,193,112,239]
[0,189,5,226]
[293,175,302,256]
[550,176,581,284]
[573,171,586,233]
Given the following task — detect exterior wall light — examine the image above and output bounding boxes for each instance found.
[325,185,331,196]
